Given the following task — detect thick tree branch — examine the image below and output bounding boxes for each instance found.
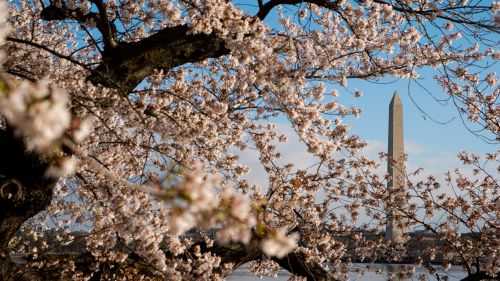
[35,1,496,94]
[256,0,340,20]
[178,239,338,280]
[87,24,229,93]
[273,252,338,281]
[4,236,339,280]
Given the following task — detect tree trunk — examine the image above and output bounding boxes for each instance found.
[0,127,56,280]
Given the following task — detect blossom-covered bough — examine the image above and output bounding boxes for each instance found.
[0,0,498,280]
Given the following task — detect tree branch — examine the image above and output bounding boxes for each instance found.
[459,271,499,281]
[87,24,229,93]
[4,236,339,280]
[273,251,338,281]
[6,37,90,70]
[33,1,496,93]
[41,3,117,50]
[256,0,340,20]
[89,0,118,49]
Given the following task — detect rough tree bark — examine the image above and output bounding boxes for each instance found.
[87,24,229,93]
[0,127,57,280]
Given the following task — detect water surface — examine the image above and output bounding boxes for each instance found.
[227,264,467,281]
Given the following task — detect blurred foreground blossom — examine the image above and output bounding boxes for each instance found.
[261,228,299,258]
[0,80,70,152]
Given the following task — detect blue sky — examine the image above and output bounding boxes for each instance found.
[344,74,497,163]
[236,72,498,190]
[231,0,498,173]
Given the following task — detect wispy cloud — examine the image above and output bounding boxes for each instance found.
[406,140,427,154]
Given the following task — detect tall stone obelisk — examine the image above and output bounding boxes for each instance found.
[386,91,405,243]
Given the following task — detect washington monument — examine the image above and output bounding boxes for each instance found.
[386,91,406,243]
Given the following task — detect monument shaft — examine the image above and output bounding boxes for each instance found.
[386,92,405,243]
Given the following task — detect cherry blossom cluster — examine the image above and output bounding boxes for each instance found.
[1,0,498,280]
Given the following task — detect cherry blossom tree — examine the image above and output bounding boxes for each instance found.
[0,0,498,280]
